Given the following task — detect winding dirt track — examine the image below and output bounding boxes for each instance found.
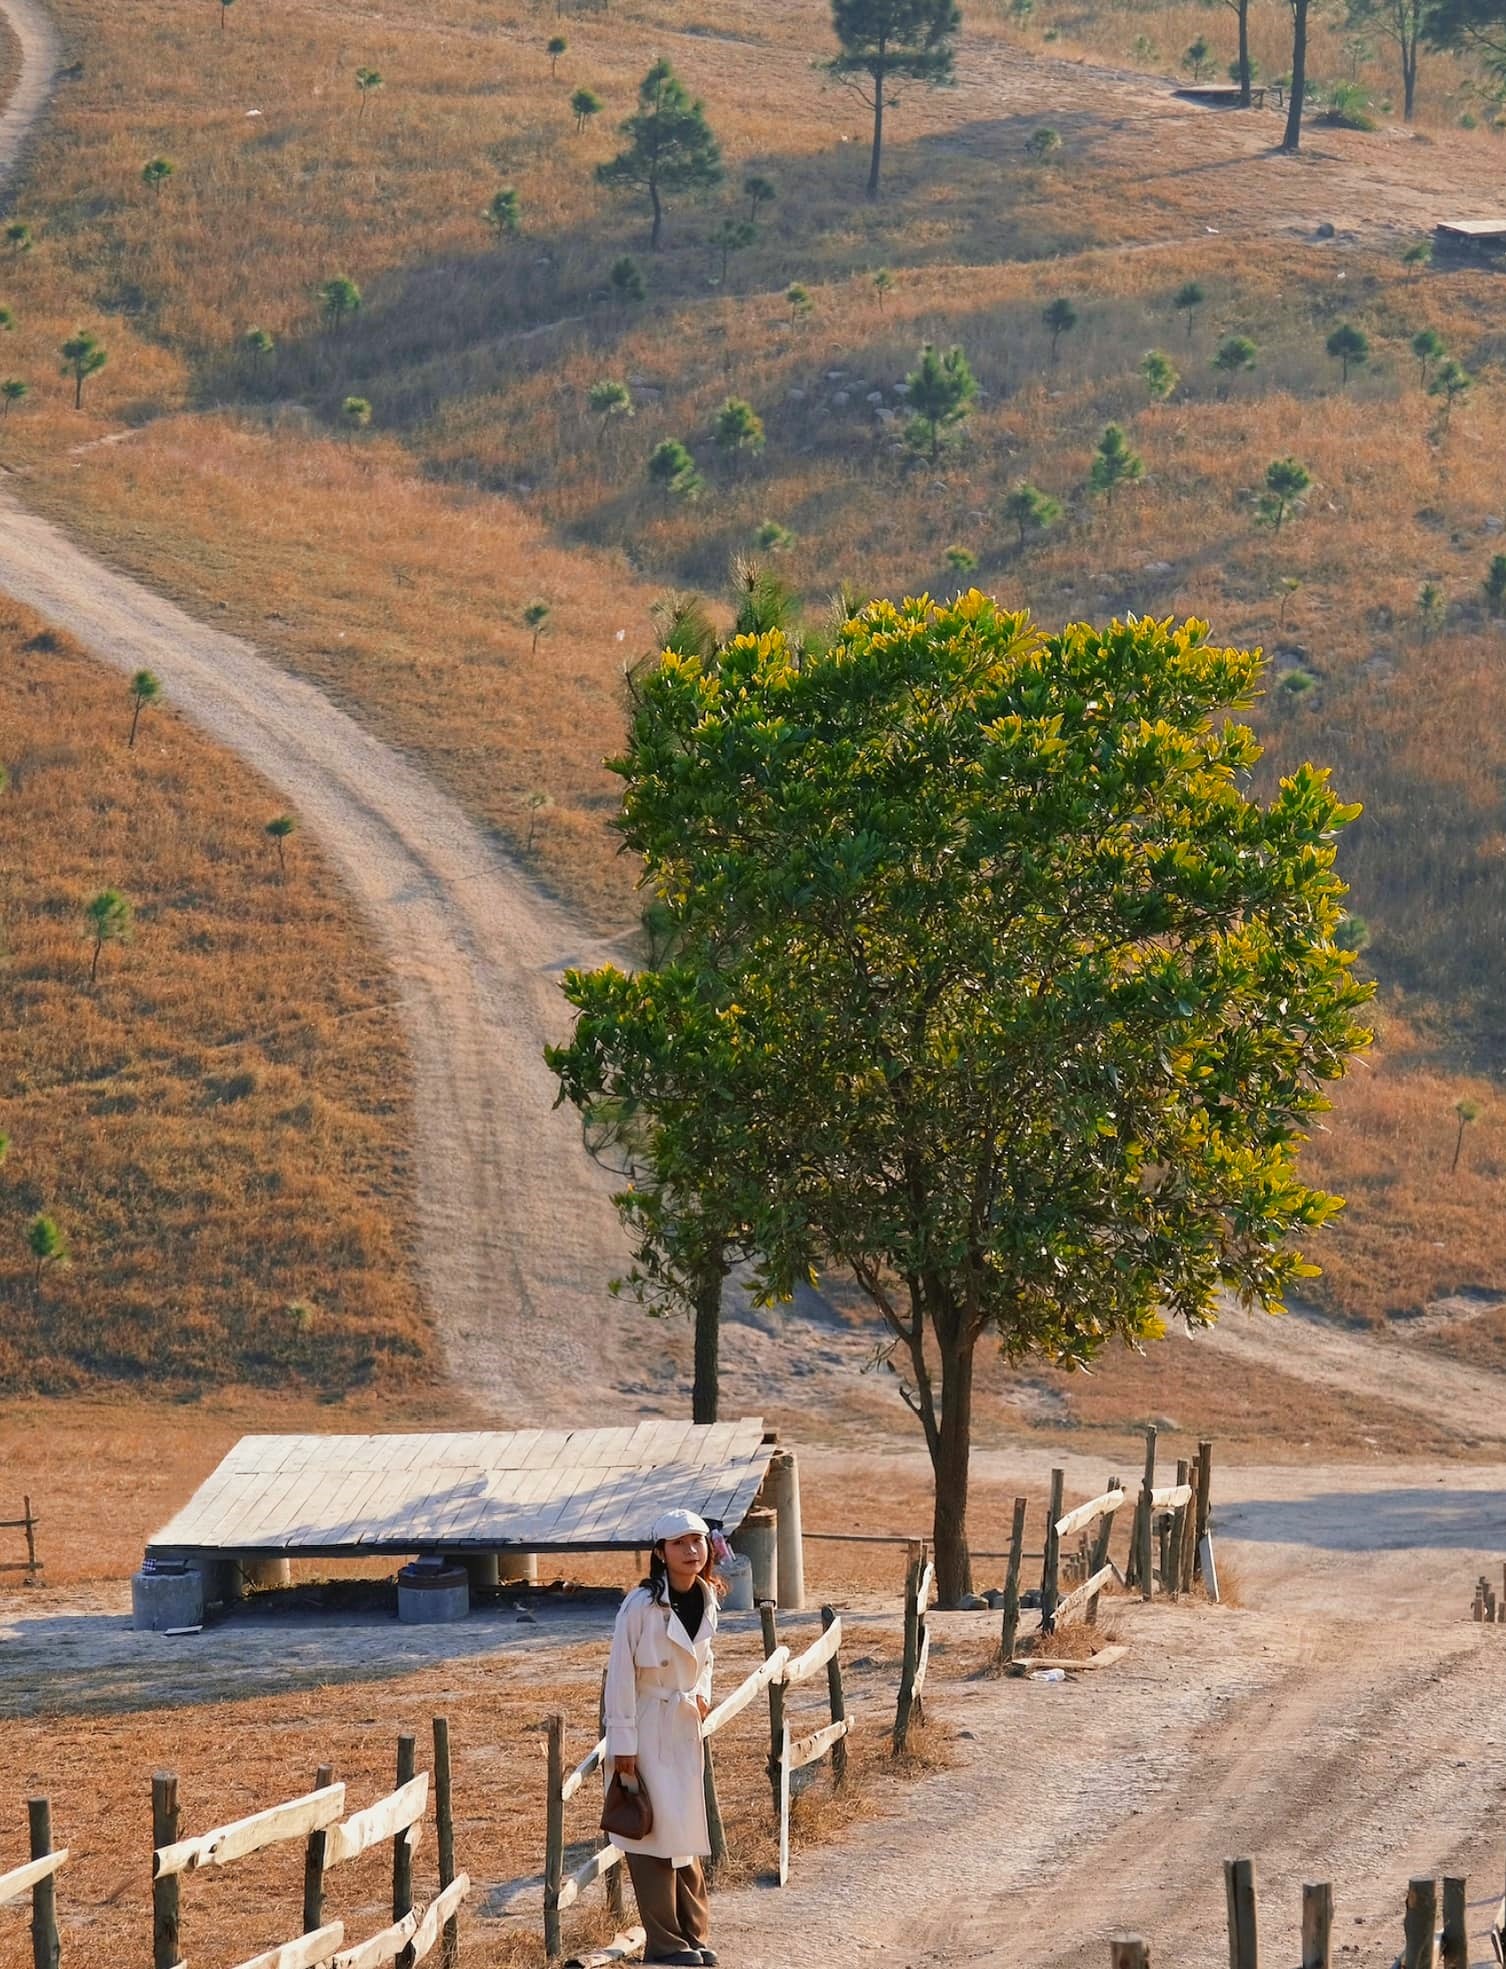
[0,0,646,1411]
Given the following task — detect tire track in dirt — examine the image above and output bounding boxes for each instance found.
[0,0,645,1413]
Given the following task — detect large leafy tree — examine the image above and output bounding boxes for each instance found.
[558,595,1371,1603]
[596,58,724,251]
[827,0,961,199]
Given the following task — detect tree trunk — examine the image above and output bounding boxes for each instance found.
[692,1263,725,1424]
[1237,0,1252,104]
[1283,0,1309,152]
[649,178,663,250]
[1402,38,1417,119]
[90,935,101,982]
[73,370,82,410]
[928,1332,975,1605]
[129,700,142,748]
[866,54,886,199]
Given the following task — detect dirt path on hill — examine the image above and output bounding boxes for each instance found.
[0,479,640,1411]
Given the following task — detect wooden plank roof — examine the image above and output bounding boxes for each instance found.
[147,1421,774,1557]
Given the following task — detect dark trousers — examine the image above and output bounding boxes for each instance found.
[624,1852,710,1958]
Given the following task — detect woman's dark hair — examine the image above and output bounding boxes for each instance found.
[641,1539,727,1604]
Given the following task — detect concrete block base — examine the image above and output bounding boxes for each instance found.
[398,1565,470,1624]
[132,1568,206,1632]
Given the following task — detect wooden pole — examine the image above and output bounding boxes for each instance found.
[1000,1496,1027,1660]
[151,1774,180,1969]
[1402,1878,1436,1969]
[1087,1476,1118,1624]
[1140,1427,1158,1603]
[1110,1941,1150,1969]
[27,1797,59,1969]
[1301,1882,1333,1969]
[759,1602,786,1823]
[1441,1875,1467,1969]
[1194,1438,1214,1580]
[393,1733,416,1969]
[23,1495,38,1579]
[1042,1469,1065,1633]
[596,1676,625,1920]
[702,1736,729,1875]
[1224,1857,1258,1969]
[1168,1459,1190,1603]
[303,1762,334,1934]
[432,1720,460,1969]
[822,1604,849,1787]
[893,1542,921,1753]
[1181,1467,1199,1595]
[544,1715,565,1962]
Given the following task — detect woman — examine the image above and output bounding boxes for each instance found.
[604,1508,724,1968]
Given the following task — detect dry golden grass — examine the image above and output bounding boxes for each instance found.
[1,0,1504,1355]
[0,607,433,1393]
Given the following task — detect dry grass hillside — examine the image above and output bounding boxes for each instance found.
[0,604,434,1392]
[0,0,1503,1340]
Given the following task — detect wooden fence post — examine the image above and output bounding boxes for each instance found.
[432,1720,460,1969]
[1042,1470,1065,1633]
[151,1773,180,1969]
[27,1797,59,1969]
[1225,1857,1258,1969]
[1194,1439,1214,1582]
[1168,1459,1190,1603]
[1000,1497,1027,1661]
[1139,1427,1158,1603]
[1087,1477,1118,1625]
[1402,1879,1436,1969]
[822,1604,849,1788]
[23,1496,39,1582]
[1301,1881,1333,1969]
[303,1762,334,1934]
[759,1602,786,1826]
[1110,1941,1150,1969]
[1441,1876,1467,1969]
[393,1733,416,1969]
[702,1737,729,1875]
[893,1542,922,1753]
[544,1715,565,1962]
[596,1677,626,1918]
[1180,1466,1199,1595]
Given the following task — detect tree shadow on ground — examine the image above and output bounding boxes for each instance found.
[1221,1487,1506,1553]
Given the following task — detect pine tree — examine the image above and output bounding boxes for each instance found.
[1002,480,1061,548]
[903,341,976,461]
[1089,424,1144,504]
[597,59,724,250]
[827,0,961,198]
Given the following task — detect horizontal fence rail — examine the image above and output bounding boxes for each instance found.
[150,1722,467,1969]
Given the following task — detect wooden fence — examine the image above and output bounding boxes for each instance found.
[1109,1857,1482,1967]
[1,1796,68,1969]
[151,1717,468,1969]
[992,1434,1216,1665]
[0,1497,43,1586]
[892,1543,933,1753]
[543,1602,854,1957]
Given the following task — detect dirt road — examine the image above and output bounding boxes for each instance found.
[0,3,660,1410]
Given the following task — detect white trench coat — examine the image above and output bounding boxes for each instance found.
[603,1582,716,1862]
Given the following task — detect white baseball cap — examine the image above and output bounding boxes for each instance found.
[651,1509,710,1541]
